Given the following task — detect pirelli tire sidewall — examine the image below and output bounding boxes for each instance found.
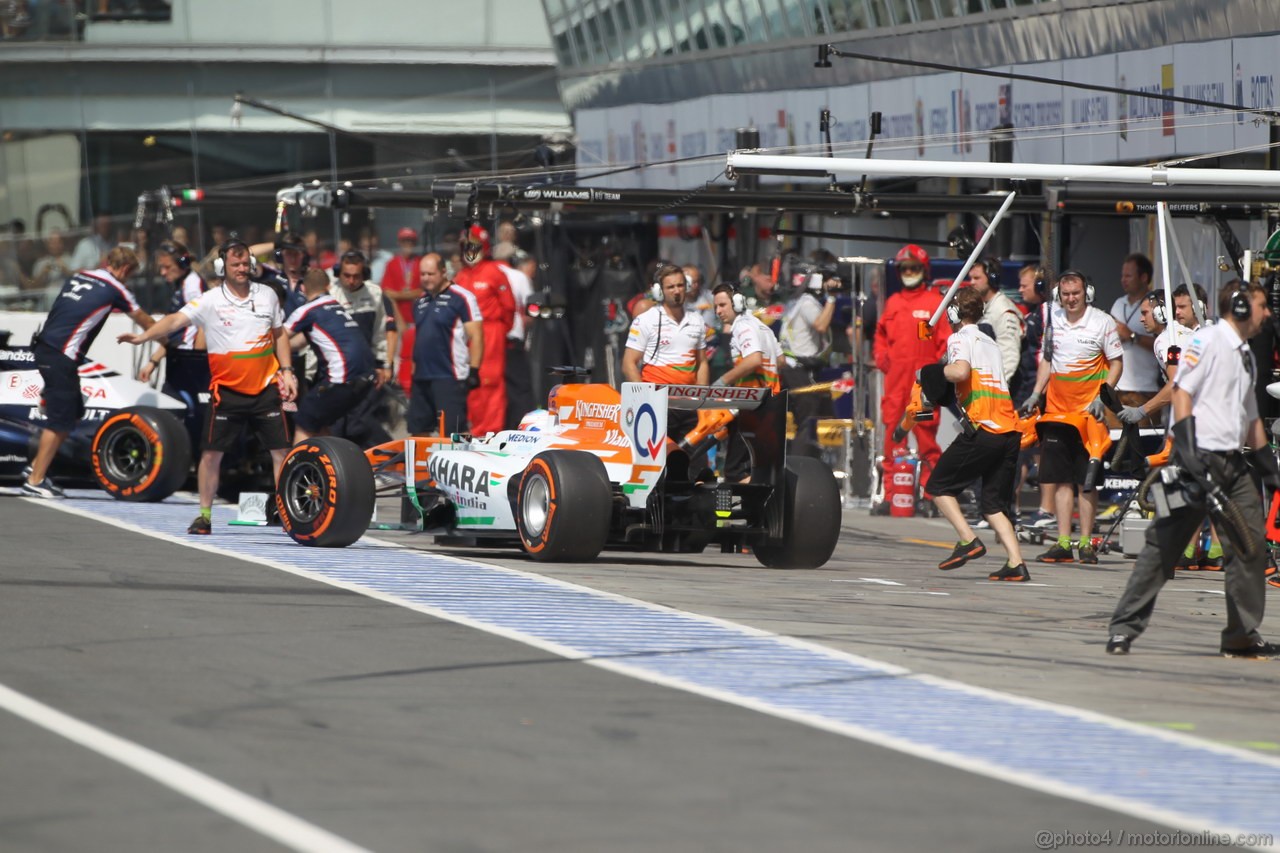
[91,406,192,502]
[754,455,842,570]
[276,436,375,548]
[515,450,612,562]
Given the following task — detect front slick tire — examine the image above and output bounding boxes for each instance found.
[755,455,842,570]
[91,406,192,502]
[277,437,374,547]
[516,450,611,562]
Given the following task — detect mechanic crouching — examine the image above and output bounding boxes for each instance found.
[1106,281,1280,659]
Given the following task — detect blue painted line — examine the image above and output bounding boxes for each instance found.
[44,493,1280,848]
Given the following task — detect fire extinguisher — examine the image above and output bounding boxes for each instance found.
[884,451,918,518]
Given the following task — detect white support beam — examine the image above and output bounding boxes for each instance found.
[726,153,1280,189]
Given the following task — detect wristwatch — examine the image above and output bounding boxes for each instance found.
[279,366,295,373]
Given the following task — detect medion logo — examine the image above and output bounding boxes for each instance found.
[575,401,621,421]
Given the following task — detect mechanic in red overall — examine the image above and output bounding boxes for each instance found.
[453,225,515,435]
[873,244,950,483]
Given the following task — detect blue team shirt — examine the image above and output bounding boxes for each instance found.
[413,286,479,380]
[284,295,376,385]
[38,269,141,362]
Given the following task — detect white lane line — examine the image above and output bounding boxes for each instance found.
[0,682,370,853]
[30,497,1280,851]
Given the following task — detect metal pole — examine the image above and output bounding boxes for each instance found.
[928,191,1018,328]
[1157,202,1175,328]
[1160,203,1205,326]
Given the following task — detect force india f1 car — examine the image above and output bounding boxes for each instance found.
[0,345,192,501]
[275,380,843,569]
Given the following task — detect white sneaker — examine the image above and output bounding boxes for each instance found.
[21,478,66,499]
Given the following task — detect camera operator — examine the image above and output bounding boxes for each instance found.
[1106,281,1280,658]
[778,256,840,459]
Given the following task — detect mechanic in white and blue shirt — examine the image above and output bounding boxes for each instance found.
[409,253,483,436]
[24,246,155,498]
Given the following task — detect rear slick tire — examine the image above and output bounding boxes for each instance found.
[91,406,192,502]
[277,437,374,547]
[755,455,842,570]
[516,450,611,562]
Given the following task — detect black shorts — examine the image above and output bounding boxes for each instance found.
[204,384,291,453]
[295,377,375,433]
[928,428,1020,515]
[34,343,83,432]
[1037,422,1089,486]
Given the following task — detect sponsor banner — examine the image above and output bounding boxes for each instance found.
[1173,40,1234,156]
[1061,56,1118,165]
[576,33,1280,186]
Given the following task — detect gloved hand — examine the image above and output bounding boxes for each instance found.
[1117,405,1146,425]
[1086,395,1106,421]
[1017,391,1042,418]
[1251,446,1280,492]
[465,371,482,392]
[1171,417,1208,482]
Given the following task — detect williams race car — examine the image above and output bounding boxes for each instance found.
[275,379,843,569]
[0,345,192,501]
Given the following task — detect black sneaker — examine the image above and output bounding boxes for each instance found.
[1037,542,1075,563]
[21,477,66,499]
[187,514,212,535]
[1106,634,1132,655]
[938,537,987,571]
[1221,641,1280,660]
[1199,554,1223,572]
[988,563,1030,582]
[1077,542,1098,565]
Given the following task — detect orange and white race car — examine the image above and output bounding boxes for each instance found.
[274,377,842,569]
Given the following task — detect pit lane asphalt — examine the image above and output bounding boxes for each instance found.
[1,494,1273,852]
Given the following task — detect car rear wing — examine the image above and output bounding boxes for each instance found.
[660,384,771,411]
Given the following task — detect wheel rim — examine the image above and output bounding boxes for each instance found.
[282,459,326,524]
[101,426,154,484]
[521,474,550,538]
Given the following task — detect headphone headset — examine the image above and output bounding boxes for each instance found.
[946,302,961,326]
[1031,266,1049,297]
[1053,270,1095,305]
[212,239,260,279]
[976,258,1000,288]
[729,287,746,315]
[274,233,309,273]
[1148,291,1168,326]
[332,249,371,281]
[1230,285,1252,320]
[651,264,680,304]
[158,241,191,272]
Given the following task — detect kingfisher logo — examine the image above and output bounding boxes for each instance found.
[575,401,620,421]
[630,403,662,459]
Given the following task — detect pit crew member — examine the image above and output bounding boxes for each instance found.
[137,240,210,450]
[285,270,377,442]
[453,225,515,436]
[24,246,153,498]
[623,263,710,451]
[874,244,950,478]
[712,282,782,482]
[1018,270,1122,565]
[409,252,483,436]
[119,238,297,535]
[1106,281,1279,658]
[929,286,1028,581]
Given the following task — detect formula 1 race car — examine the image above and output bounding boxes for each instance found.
[0,345,192,501]
[275,378,843,569]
